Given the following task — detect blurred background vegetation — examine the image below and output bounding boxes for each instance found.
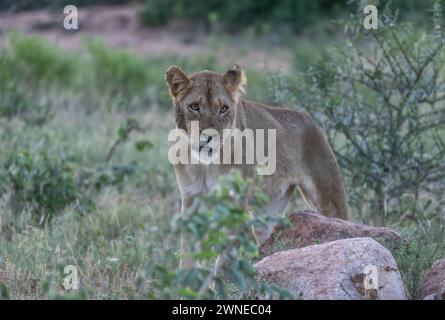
[0,0,444,300]
[1,0,444,30]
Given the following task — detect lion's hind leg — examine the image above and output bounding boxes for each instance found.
[300,123,349,220]
[298,173,348,220]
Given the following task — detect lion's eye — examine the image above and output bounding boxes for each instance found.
[188,103,200,112]
[220,105,229,113]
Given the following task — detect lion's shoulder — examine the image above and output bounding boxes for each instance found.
[240,99,315,130]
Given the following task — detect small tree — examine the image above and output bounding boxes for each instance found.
[142,171,291,299]
[293,1,445,226]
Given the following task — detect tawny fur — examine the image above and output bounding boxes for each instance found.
[166,65,348,268]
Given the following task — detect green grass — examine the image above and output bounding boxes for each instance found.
[0,32,276,299]
[0,31,444,299]
[0,103,178,298]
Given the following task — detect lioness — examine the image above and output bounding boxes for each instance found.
[166,65,348,268]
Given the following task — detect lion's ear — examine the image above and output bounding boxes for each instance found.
[223,64,246,95]
[165,66,191,99]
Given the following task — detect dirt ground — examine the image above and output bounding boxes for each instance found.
[0,5,294,72]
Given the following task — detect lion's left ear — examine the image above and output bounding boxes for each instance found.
[223,64,246,96]
[165,66,192,99]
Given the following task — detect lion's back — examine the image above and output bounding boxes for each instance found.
[240,99,316,133]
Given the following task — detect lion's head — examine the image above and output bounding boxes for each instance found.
[165,64,246,131]
[165,65,246,161]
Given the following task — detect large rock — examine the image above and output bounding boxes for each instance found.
[260,211,401,257]
[255,237,408,300]
[421,257,445,300]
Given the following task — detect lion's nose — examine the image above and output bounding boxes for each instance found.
[199,132,213,142]
[198,133,215,152]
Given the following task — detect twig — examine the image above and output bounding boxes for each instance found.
[105,121,147,162]
[197,240,236,298]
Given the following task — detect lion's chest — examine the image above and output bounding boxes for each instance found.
[182,164,221,198]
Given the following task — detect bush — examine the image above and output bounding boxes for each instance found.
[2,141,142,228]
[139,0,445,31]
[1,32,224,112]
[0,55,52,125]
[4,151,90,226]
[390,219,445,299]
[0,0,128,12]
[86,39,149,97]
[86,39,220,108]
[143,172,291,299]
[139,0,174,26]
[290,2,445,226]
[6,32,79,88]
[139,0,343,31]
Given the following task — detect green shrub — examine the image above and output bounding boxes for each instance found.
[139,0,341,31]
[0,0,128,12]
[0,54,52,125]
[291,2,445,226]
[86,39,148,97]
[4,151,91,226]
[138,0,445,31]
[143,172,291,299]
[139,0,174,26]
[390,219,445,299]
[1,0,443,31]
[3,144,141,227]
[1,32,240,112]
[6,32,79,88]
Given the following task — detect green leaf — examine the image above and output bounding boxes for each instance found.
[177,287,199,299]
[193,251,217,260]
[0,283,10,300]
[135,140,154,152]
[117,127,128,140]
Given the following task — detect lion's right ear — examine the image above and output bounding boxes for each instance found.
[223,64,246,96]
[165,66,191,99]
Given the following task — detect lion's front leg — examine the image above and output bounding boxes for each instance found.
[179,196,197,269]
